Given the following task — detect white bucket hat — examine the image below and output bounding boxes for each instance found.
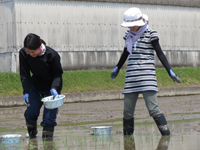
[142,14,149,24]
[121,7,146,27]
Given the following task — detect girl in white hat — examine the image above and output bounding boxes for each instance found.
[111,7,181,136]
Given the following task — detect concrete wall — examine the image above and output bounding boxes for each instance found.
[0,0,200,72]
[74,0,200,8]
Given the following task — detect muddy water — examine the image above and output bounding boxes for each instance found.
[1,95,200,149]
[1,121,200,150]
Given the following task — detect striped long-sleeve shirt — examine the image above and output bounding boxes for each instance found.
[121,27,170,94]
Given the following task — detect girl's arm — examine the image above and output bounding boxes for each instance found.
[152,39,181,83]
[151,39,171,74]
[111,47,129,79]
[116,47,130,69]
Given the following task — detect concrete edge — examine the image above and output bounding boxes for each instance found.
[0,86,200,107]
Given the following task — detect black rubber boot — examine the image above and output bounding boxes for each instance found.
[26,122,38,139]
[153,113,170,136]
[42,126,54,140]
[123,117,134,135]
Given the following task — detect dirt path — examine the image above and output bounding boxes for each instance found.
[1,94,200,131]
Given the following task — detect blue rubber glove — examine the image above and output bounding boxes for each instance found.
[169,69,181,83]
[50,88,58,99]
[23,93,30,107]
[111,66,119,79]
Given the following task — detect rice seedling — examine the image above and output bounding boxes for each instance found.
[182,134,183,142]
[29,140,34,150]
[100,137,106,150]
[145,133,148,142]
[94,134,97,150]
[62,139,66,147]
[109,139,112,149]
[52,140,57,149]
[78,136,83,150]
[117,138,120,150]
[43,139,47,150]
[0,142,6,150]
[151,134,154,149]
[62,136,71,150]
[156,133,159,142]
[75,136,78,146]
[84,132,87,146]
[162,136,165,142]
[140,134,143,145]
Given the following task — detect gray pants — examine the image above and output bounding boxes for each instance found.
[124,91,162,119]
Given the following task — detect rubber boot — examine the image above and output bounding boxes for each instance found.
[153,113,170,136]
[26,122,38,139]
[42,126,54,140]
[123,117,134,135]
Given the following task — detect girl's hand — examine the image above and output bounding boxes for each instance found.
[111,66,119,79]
[50,89,58,99]
[23,93,30,107]
[169,69,181,83]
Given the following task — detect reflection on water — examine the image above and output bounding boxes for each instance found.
[1,121,200,150]
[28,139,38,150]
[0,143,20,150]
[123,135,170,150]
[27,138,57,150]
[156,136,170,150]
[93,134,112,143]
[123,135,136,150]
[42,139,57,150]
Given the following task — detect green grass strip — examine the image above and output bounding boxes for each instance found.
[0,67,200,96]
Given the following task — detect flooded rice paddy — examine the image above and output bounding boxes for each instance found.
[1,94,200,149]
[1,121,200,150]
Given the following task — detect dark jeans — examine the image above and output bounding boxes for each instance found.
[24,86,60,127]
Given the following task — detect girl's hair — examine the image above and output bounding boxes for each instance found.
[24,33,46,50]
